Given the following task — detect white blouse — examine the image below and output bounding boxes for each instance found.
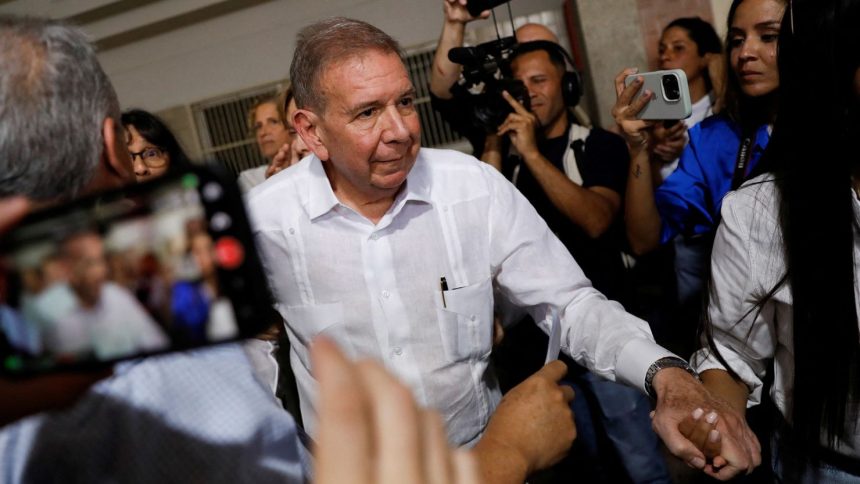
[692,174,860,457]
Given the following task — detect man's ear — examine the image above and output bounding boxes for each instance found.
[82,117,135,195]
[293,109,330,161]
[102,117,135,185]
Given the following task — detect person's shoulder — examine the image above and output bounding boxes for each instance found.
[722,173,780,228]
[416,148,500,201]
[245,157,311,222]
[416,147,490,179]
[690,114,740,141]
[238,165,267,182]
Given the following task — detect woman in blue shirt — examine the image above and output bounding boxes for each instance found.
[613,0,785,315]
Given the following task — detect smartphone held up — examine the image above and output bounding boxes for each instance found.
[624,69,692,120]
[0,164,278,375]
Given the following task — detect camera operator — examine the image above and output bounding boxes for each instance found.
[429,0,560,156]
[481,40,674,482]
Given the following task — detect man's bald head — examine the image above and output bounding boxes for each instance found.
[515,23,559,43]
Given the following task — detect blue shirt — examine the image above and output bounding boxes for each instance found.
[656,115,770,244]
[0,343,309,483]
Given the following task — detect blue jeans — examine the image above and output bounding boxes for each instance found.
[568,367,672,483]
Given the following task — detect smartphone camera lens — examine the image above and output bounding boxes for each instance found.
[661,74,681,102]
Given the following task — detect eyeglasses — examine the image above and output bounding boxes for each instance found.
[129,147,169,168]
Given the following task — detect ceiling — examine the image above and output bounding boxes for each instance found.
[0,0,276,51]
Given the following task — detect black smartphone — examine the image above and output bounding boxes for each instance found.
[0,162,279,375]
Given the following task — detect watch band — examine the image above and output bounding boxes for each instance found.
[644,356,699,399]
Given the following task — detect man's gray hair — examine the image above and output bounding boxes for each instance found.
[290,17,404,113]
[0,16,121,200]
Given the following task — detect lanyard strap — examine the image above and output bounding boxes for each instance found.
[731,136,754,190]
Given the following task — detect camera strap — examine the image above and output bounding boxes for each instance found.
[562,124,590,186]
[731,135,754,190]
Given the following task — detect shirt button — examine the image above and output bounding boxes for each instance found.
[392,347,403,356]
[288,228,295,235]
[370,233,379,240]
[381,290,390,299]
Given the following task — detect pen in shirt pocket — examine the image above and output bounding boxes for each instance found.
[440,277,448,308]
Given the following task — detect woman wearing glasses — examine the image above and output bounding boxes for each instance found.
[121,109,191,182]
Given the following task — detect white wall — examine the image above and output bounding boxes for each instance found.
[95,0,562,112]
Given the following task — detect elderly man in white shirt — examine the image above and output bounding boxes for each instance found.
[247,16,759,480]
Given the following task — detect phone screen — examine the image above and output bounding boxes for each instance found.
[0,167,276,375]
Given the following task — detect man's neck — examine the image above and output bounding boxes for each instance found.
[542,110,570,139]
[324,164,399,224]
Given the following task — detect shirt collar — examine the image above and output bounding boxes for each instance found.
[304,150,432,221]
[306,156,340,220]
[400,150,432,205]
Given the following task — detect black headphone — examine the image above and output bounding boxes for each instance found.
[514,40,583,108]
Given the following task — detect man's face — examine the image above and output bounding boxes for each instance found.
[65,234,108,307]
[309,50,421,200]
[511,50,567,136]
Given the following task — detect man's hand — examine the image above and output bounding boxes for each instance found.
[612,68,656,151]
[443,0,490,25]
[474,360,576,481]
[312,337,479,484]
[650,368,761,481]
[497,90,540,161]
[650,122,687,162]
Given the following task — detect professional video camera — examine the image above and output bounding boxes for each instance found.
[446,0,530,133]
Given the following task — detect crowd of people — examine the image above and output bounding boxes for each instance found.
[1,0,859,482]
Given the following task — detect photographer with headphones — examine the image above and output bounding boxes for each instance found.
[482,40,674,483]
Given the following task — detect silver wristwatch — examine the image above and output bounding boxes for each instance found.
[644,356,699,399]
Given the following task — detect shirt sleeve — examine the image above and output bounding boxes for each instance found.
[580,128,628,195]
[655,125,716,243]
[690,185,779,406]
[483,163,675,392]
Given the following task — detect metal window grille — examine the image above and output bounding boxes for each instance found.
[402,46,469,151]
[191,83,282,176]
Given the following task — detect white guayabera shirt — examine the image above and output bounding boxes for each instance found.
[248,148,674,445]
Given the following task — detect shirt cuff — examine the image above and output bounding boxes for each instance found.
[614,338,678,394]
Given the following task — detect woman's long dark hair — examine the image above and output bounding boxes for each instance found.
[121,109,192,170]
[721,0,785,130]
[707,0,860,452]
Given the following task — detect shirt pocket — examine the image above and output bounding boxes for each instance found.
[281,301,352,371]
[435,277,493,362]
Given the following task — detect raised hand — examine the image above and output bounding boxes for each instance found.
[611,68,656,149]
[443,0,491,24]
[497,90,540,161]
[265,142,292,179]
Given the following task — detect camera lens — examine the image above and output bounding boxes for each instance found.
[662,74,681,102]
